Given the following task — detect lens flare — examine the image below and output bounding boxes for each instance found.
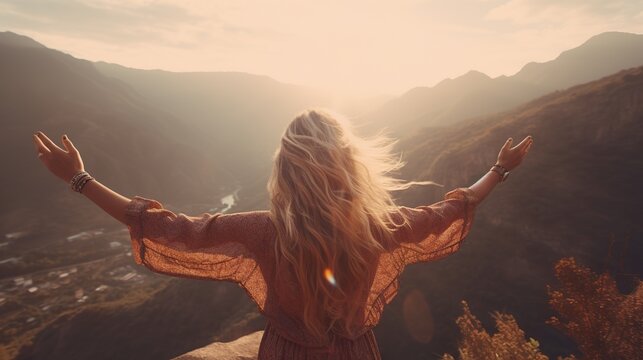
[324,267,337,287]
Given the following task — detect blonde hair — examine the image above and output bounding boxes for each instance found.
[267,108,439,342]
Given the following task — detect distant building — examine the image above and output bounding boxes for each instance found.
[74,289,84,299]
[5,231,29,240]
[66,232,92,242]
[0,257,21,265]
[66,229,104,242]
[120,272,137,281]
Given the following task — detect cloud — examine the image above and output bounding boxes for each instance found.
[0,0,216,48]
[486,0,642,25]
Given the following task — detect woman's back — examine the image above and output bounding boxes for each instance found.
[256,187,479,358]
[123,184,479,358]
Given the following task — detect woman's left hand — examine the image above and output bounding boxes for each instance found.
[33,131,85,183]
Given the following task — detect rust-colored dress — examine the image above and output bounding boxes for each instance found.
[124,187,479,359]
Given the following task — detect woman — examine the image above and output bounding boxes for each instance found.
[32,109,533,359]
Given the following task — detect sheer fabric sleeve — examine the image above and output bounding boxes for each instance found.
[123,196,270,312]
[393,186,480,265]
[363,187,480,327]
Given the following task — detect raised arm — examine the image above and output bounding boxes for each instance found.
[469,135,533,203]
[32,131,130,225]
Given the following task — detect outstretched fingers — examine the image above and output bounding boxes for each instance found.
[35,131,64,153]
[511,136,531,151]
[33,133,51,156]
[62,135,78,154]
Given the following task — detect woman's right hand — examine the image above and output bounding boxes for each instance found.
[496,136,533,171]
[33,131,85,183]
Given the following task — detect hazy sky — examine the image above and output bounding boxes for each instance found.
[1,0,642,96]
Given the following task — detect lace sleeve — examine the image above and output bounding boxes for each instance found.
[394,186,480,265]
[123,196,271,313]
[363,187,480,327]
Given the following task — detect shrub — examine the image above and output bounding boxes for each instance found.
[546,257,642,360]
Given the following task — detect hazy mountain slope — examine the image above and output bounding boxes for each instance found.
[356,31,643,137]
[514,32,643,88]
[371,66,643,359]
[93,63,393,180]
[94,62,327,179]
[0,31,237,236]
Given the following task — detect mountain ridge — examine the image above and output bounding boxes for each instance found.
[355,31,643,137]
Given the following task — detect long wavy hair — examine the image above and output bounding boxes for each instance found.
[267,109,439,343]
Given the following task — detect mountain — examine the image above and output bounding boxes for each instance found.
[355,31,643,137]
[0,31,236,237]
[93,62,325,179]
[513,32,643,88]
[369,66,643,359]
[93,63,393,179]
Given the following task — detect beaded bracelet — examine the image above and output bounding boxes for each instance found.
[77,175,94,193]
[69,171,88,186]
[70,171,95,193]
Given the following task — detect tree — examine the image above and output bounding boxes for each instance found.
[444,257,642,359]
[546,257,642,360]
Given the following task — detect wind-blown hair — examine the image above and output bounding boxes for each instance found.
[267,108,439,343]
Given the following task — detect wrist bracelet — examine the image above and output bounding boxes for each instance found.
[76,175,92,193]
[489,168,504,181]
[70,171,95,193]
[70,171,88,186]
[489,164,509,182]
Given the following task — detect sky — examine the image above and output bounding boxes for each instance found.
[1,0,642,96]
